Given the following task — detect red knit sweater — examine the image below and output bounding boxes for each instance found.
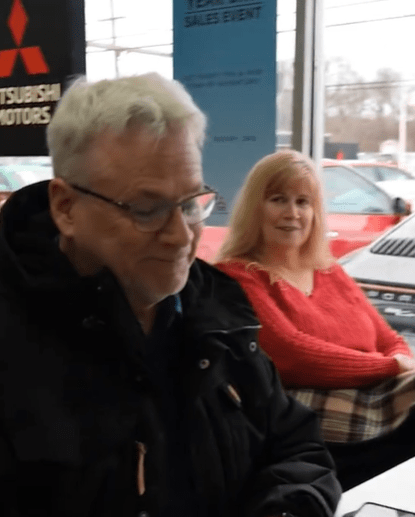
[215,260,412,389]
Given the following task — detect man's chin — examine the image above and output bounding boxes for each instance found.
[146,272,190,303]
[161,275,189,298]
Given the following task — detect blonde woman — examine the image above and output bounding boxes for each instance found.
[216,149,415,490]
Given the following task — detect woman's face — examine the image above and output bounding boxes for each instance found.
[261,178,315,252]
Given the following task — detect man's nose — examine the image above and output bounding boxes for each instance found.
[159,207,194,246]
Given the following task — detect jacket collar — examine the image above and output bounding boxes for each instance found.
[181,259,260,336]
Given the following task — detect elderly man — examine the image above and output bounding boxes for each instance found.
[0,74,341,517]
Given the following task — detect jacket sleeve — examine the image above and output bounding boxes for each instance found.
[0,423,19,517]
[242,360,342,517]
[216,261,402,388]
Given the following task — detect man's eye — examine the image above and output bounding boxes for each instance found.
[132,206,163,220]
[182,198,200,215]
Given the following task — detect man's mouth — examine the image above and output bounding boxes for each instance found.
[152,255,189,263]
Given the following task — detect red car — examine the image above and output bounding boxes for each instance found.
[197,160,409,262]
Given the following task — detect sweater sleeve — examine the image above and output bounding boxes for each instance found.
[216,261,402,389]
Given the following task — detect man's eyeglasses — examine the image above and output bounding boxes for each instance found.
[70,183,218,233]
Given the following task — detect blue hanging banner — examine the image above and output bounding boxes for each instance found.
[173,0,276,226]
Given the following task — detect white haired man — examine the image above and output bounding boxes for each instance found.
[0,74,341,517]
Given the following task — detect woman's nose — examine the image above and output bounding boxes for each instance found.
[285,201,299,217]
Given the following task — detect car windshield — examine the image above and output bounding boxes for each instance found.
[322,166,392,214]
[376,167,412,182]
[350,166,378,182]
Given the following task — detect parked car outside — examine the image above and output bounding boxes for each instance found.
[197,160,409,262]
[342,160,415,210]
[0,163,53,206]
[340,213,415,352]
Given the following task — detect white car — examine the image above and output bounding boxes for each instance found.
[342,160,415,209]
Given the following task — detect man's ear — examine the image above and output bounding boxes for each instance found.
[48,178,78,237]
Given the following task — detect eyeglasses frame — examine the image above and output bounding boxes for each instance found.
[69,183,218,232]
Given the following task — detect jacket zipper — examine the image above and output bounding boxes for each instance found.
[203,324,261,336]
[136,441,147,496]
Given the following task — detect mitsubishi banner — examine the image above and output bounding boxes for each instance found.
[0,0,85,156]
[174,0,276,226]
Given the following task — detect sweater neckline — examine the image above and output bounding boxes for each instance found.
[276,273,315,297]
[231,261,312,296]
[238,259,335,297]
[217,258,334,297]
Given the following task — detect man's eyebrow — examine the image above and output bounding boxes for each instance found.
[186,184,205,197]
[130,191,167,201]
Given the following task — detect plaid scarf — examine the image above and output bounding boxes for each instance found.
[286,372,415,443]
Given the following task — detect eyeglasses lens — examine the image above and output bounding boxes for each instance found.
[135,191,216,231]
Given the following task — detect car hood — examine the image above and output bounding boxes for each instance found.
[342,247,415,287]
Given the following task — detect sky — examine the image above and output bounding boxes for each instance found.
[85,0,173,81]
[84,0,415,84]
[277,0,415,82]
[323,0,415,82]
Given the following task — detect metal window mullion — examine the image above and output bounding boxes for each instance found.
[292,0,325,166]
[311,0,325,166]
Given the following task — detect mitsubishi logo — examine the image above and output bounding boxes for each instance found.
[0,0,49,78]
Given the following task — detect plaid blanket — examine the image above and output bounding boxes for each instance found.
[286,372,415,443]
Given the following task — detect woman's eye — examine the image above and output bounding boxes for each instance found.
[269,196,284,203]
[298,198,310,206]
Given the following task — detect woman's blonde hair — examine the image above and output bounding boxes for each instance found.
[215,149,334,268]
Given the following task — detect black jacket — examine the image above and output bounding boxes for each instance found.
[0,182,341,517]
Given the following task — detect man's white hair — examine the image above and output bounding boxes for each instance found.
[47,73,207,183]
